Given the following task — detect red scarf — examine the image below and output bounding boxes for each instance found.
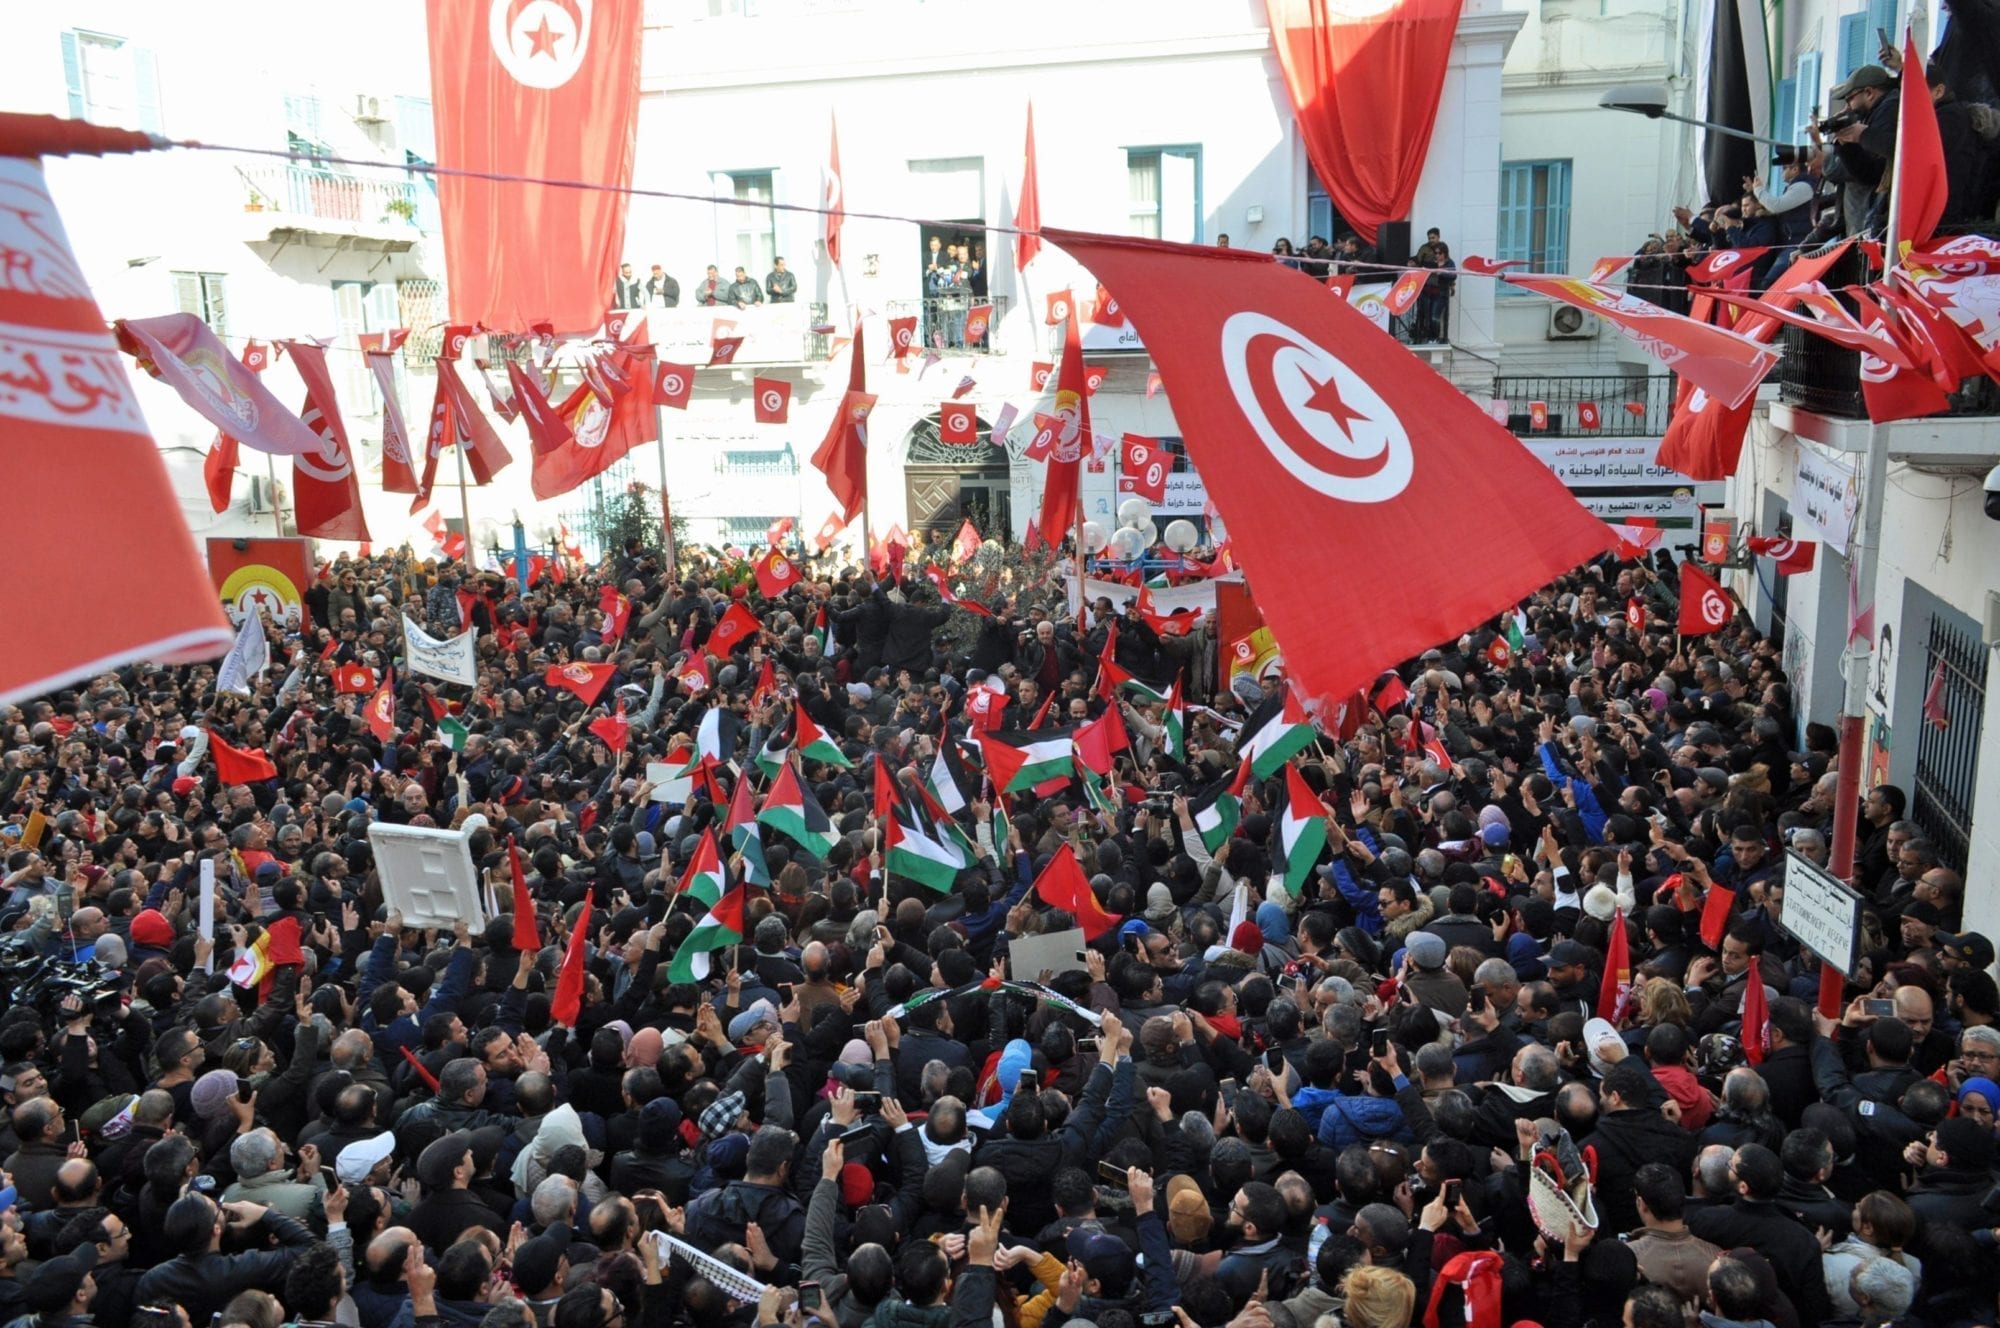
[1205,1012,1243,1041]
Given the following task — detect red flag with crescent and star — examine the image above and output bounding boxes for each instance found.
[426,0,642,333]
[1678,561,1732,636]
[1744,535,1816,575]
[279,341,371,542]
[1042,230,1612,712]
[823,113,845,268]
[809,323,873,524]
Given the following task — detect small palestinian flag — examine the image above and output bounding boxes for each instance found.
[1081,772,1118,818]
[439,714,470,752]
[1277,764,1329,894]
[757,761,838,856]
[1163,676,1187,762]
[667,884,746,982]
[885,784,969,893]
[674,828,726,908]
[925,736,977,816]
[1239,690,1315,779]
[754,731,791,781]
[794,705,852,768]
[990,793,1014,859]
[1505,613,1528,655]
[975,728,1075,794]
[1189,758,1250,853]
[723,773,769,886]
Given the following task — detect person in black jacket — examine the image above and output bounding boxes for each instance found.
[1583,1059,1698,1236]
[1687,1144,1832,1326]
[130,1193,314,1327]
[684,1125,806,1275]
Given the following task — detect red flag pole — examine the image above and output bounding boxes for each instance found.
[264,452,285,535]
[655,434,678,578]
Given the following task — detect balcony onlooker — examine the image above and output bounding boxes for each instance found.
[1411,235,1454,344]
[1828,64,1897,235]
[1272,237,1302,269]
[928,241,971,348]
[693,265,729,306]
[968,241,988,298]
[728,266,764,307]
[646,264,680,308]
[765,257,796,304]
[1301,235,1334,277]
[610,262,643,309]
[1750,156,1815,244]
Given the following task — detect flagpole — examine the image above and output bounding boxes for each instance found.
[264,453,284,536]
[452,442,473,561]
[1826,421,1889,894]
[656,435,678,579]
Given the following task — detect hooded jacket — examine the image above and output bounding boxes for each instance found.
[1583,1107,1697,1234]
[1315,1090,1412,1149]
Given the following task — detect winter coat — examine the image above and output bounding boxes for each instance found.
[1585,1108,1698,1235]
[1315,1092,1412,1149]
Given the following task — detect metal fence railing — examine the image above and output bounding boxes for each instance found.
[883,295,1009,352]
[1912,610,1988,873]
[1491,374,1676,436]
[243,163,420,229]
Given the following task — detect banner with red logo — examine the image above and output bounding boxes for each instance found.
[963,304,993,347]
[1265,0,1463,245]
[208,537,316,631]
[115,314,323,456]
[1045,229,1612,712]
[426,0,642,333]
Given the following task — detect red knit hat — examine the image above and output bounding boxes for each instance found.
[839,1162,875,1206]
[130,909,174,949]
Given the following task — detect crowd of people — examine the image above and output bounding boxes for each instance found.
[0,530,1995,1328]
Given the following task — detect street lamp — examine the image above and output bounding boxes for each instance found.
[1597,84,1793,147]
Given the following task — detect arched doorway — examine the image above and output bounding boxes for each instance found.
[903,414,1011,540]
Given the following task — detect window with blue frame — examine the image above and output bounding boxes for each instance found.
[1496,160,1572,275]
[1837,0,1899,82]
[61,30,161,133]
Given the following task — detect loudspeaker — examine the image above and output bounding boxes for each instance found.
[1375,220,1412,268]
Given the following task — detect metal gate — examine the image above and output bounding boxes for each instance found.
[1911,612,1989,872]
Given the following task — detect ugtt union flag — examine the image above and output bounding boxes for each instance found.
[1041,228,1613,712]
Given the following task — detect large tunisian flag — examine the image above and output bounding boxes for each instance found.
[1043,229,1612,713]
[1265,0,1462,245]
[0,155,233,706]
[427,0,643,333]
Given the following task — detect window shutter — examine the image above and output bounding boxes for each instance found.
[131,45,161,133]
[1868,0,1899,47]
[1775,78,1797,153]
[1549,163,1573,274]
[1796,52,1823,134]
[1838,13,1868,80]
[173,272,201,318]
[60,32,85,119]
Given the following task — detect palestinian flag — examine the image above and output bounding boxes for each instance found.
[794,705,852,768]
[667,884,747,982]
[439,714,470,752]
[1277,763,1329,894]
[1163,676,1187,762]
[990,793,1014,859]
[754,731,791,780]
[1190,758,1251,853]
[1239,690,1315,779]
[976,728,1075,794]
[885,784,969,893]
[1119,675,1171,706]
[696,705,741,765]
[1505,613,1528,655]
[1081,771,1117,818]
[1370,671,1410,715]
[812,604,838,657]
[673,828,726,908]
[925,735,977,816]
[723,773,769,886]
[757,761,838,856]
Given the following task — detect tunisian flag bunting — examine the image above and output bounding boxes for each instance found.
[434,360,514,484]
[1120,435,1171,503]
[279,340,370,542]
[1744,535,1816,574]
[426,0,642,332]
[1014,102,1042,271]
[0,155,233,707]
[1265,0,1462,245]
[1505,276,1778,408]
[1041,228,1613,714]
[810,322,873,523]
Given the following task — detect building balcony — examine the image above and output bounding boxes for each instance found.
[882,296,1009,355]
[1773,319,2000,465]
[239,163,425,252]
[1491,373,1675,437]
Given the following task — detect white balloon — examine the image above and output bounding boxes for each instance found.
[1136,519,1159,547]
[1163,519,1199,552]
[1117,498,1152,529]
[1081,521,1110,553]
[1108,528,1146,561]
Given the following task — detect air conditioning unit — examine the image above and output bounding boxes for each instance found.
[247,476,287,514]
[1547,305,1600,340]
[353,93,389,123]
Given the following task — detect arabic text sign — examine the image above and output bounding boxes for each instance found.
[1778,850,1863,974]
[1520,439,1694,489]
[1793,447,1857,550]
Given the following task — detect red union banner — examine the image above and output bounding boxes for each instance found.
[1265,0,1463,245]
[427,0,643,333]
